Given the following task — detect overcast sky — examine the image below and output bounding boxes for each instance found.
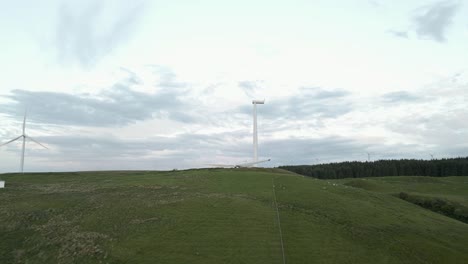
[1,0,467,172]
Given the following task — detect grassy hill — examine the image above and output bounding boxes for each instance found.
[337,176,468,224]
[1,169,468,263]
[337,176,468,206]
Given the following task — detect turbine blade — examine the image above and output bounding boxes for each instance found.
[0,136,22,147]
[237,159,271,167]
[206,164,235,168]
[26,136,48,149]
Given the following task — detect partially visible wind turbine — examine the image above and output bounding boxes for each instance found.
[0,112,48,173]
[207,99,270,169]
[207,159,271,168]
[252,99,265,164]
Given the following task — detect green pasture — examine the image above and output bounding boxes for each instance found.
[337,176,468,207]
[1,169,467,263]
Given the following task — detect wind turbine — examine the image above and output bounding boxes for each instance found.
[0,112,48,173]
[252,99,264,164]
[207,99,270,169]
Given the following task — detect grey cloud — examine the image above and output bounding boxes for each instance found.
[148,65,187,88]
[379,76,468,158]
[369,0,383,8]
[388,109,468,146]
[238,81,263,98]
[261,137,370,166]
[4,124,464,172]
[412,1,459,42]
[381,91,423,104]
[263,137,467,166]
[0,85,193,127]
[3,131,248,171]
[2,130,373,171]
[312,89,349,99]
[0,66,202,127]
[346,72,468,162]
[56,1,144,67]
[387,30,409,39]
[240,87,352,120]
[120,67,142,85]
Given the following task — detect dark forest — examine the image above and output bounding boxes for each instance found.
[280,157,468,179]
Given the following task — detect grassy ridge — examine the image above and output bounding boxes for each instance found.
[337,176,468,207]
[276,175,468,263]
[338,176,468,224]
[1,170,468,263]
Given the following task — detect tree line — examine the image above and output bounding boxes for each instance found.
[279,157,468,179]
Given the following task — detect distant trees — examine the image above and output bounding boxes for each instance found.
[279,157,468,179]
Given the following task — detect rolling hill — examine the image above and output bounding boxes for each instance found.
[1,169,467,263]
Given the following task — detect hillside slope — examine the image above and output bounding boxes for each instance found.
[1,169,467,263]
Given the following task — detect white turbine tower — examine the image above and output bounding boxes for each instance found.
[0,112,48,173]
[206,100,270,169]
[252,99,264,164]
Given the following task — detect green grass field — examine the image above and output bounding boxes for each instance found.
[337,176,468,207]
[1,169,468,263]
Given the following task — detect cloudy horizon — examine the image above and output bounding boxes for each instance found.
[1,0,468,173]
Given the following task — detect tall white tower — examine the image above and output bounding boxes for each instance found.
[252,100,265,163]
